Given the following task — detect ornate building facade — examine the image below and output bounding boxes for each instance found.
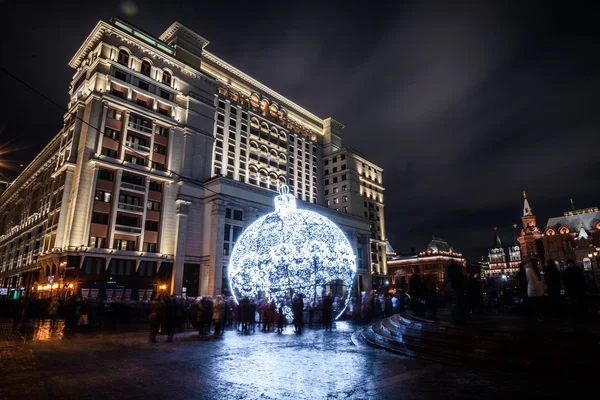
[0,18,383,299]
[387,237,466,289]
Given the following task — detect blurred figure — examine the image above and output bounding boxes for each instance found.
[212,295,225,335]
[564,259,586,319]
[276,301,285,334]
[48,296,60,330]
[447,262,467,325]
[425,275,437,320]
[164,296,177,342]
[322,293,333,331]
[544,259,562,318]
[409,268,424,318]
[526,260,545,322]
[292,294,304,333]
[149,296,164,343]
[516,263,528,317]
[239,296,252,333]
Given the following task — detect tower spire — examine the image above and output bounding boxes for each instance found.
[523,190,533,216]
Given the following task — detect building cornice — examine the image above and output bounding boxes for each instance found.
[201,51,325,129]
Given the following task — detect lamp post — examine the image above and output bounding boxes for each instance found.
[586,247,599,294]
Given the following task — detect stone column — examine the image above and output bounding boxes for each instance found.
[82,165,99,246]
[96,103,109,154]
[54,169,74,250]
[208,199,227,296]
[108,170,123,248]
[171,199,191,295]
[119,111,130,161]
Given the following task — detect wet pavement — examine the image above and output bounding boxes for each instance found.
[0,320,594,399]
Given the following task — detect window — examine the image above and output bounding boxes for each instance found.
[153,144,166,154]
[143,242,157,253]
[333,177,338,183]
[104,127,120,141]
[324,159,329,166]
[147,200,160,211]
[151,161,165,171]
[144,220,159,231]
[218,113,225,122]
[91,212,109,225]
[160,90,170,100]
[343,206,348,213]
[98,169,114,181]
[117,49,129,66]
[341,164,346,170]
[341,154,346,160]
[107,108,122,121]
[342,185,347,191]
[233,210,243,221]
[141,60,151,76]
[138,80,149,91]
[333,187,339,194]
[156,126,169,137]
[333,167,338,173]
[332,157,337,163]
[324,169,329,175]
[136,98,148,108]
[88,237,107,249]
[333,198,339,204]
[149,181,162,192]
[162,71,172,85]
[101,147,118,158]
[341,174,347,181]
[83,257,103,274]
[109,259,134,275]
[115,69,127,81]
[124,154,145,166]
[94,190,111,203]
[342,196,348,202]
[230,107,237,115]
[325,189,329,195]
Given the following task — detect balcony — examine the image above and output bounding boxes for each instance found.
[127,121,153,135]
[114,224,142,235]
[120,181,146,193]
[117,203,145,213]
[125,141,150,153]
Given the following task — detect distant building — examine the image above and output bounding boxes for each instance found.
[508,223,522,270]
[518,191,543,260]
[387,237,465,288]
[486,227,507,278]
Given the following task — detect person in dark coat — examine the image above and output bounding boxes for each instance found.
[564,259,586,319]
[292,294,304,333]
[409,268,424,318]
[149,297,164,343]
[164,296,177,342]
[276,301,285,334]
[239,296,252,333]
[516,263,528,317]
[447,262,467,325]
[544,259,562,317]
[322,294,334,331]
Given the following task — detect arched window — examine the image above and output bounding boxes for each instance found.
[117,49,129,66]
[270,149,278,158]
[583,258,592,271]
[260,145,268,154]
[279,131,287,140]
[162,71,172,85]
[141,60,152,76]
[250,117,259,128]
[270,127,278,137]
[249,141,259,151]
[260,122,269,132]
[279,153,286,161]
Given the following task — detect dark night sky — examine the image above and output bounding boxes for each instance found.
[1,1,599,260]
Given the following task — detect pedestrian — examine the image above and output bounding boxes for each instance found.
[526,260,545,322]
[322,293,333,331]
[149,296,164,343]
[564,259,586,319]
[516,263,528,317]
[212,295,225,335]
[276,301,285,334]
[292,294,304,333]
[447,262,467,325]
[425,274,437,320]
[48,296,59,330]
[409,268,424,318]
[544,259,562,318]
[163,296,177,342]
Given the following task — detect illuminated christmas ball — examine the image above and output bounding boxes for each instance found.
[229,185,356,320]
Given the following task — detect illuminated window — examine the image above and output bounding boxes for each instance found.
[141,60,152,76]
[162,71,172,85]
[117,49,129,66]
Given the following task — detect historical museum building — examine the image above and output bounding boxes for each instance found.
[484,226,521,278]
[387,237,466,289]
[0,18,385,299]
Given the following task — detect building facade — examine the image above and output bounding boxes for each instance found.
[0,18,383,299]
[387,237,466,289]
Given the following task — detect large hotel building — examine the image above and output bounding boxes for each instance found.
[0,18,387,300]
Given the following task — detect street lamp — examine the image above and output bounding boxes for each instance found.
[586,247,599,294]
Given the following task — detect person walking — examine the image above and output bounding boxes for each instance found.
[526,260,545,322]
[292,294,304,333]
[322,293,333,331]
[149,296,164,343]
[212,295,225,336]
[164,296,177,342]
[409,268,424,318]
[544,259,562,318]
[276,302,285,334]
[564,259,586,319]
[48,296,60,330]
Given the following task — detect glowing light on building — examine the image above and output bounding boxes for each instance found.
[229,185,356,320]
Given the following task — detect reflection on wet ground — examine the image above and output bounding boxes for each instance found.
[0,320,594,399]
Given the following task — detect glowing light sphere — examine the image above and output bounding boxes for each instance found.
[229,185,356,320]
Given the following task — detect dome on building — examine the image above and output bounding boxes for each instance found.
[427,236,454,253]
[229,186,356,320]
